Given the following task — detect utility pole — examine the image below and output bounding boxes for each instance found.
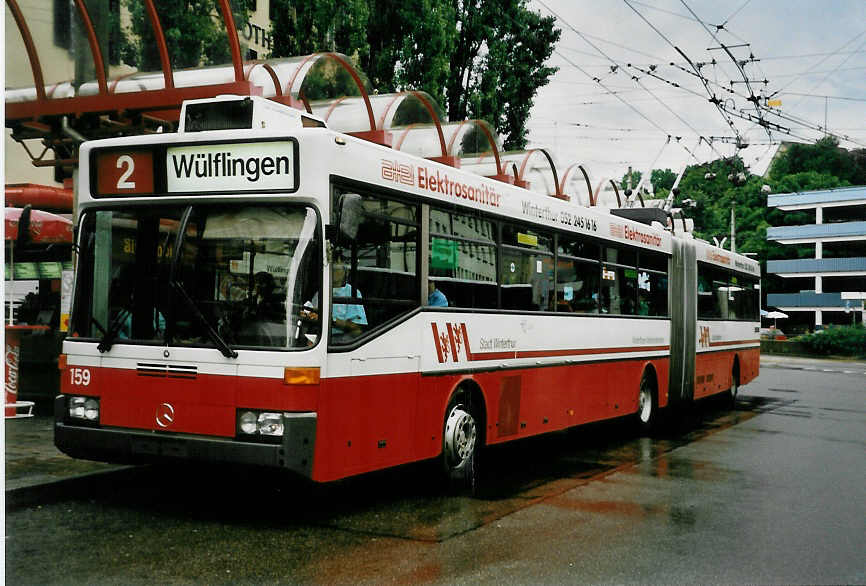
[730,205,736,253]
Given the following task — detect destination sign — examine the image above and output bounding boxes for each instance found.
[166,141,298,193]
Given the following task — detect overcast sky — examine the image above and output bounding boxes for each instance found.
[524,0,866,188]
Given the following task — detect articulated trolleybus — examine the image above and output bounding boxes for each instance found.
[57,95,760,485]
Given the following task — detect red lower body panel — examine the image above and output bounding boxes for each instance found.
[63,355,675,483]
[694,347,759,400]
[312,357,669,482]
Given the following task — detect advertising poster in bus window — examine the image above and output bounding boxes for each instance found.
[60,270,73,332]
[431,238,458,271]
[13,262,39,280]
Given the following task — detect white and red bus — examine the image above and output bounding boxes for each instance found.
[56,95,760,485]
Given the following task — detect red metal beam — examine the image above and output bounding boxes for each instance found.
[5,81,262,121]
[5,184,73,212]
[73,0,108,95]
[5,0,46,102]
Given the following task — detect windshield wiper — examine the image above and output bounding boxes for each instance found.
[166,205,237,359]
[170,281,238,359]
[96,307,130,353]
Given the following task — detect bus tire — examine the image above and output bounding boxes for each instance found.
[442,392,480,492]
[728,362,740,408]
[637,371,656,434]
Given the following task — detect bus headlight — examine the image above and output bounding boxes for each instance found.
[237,410,284,438]
[69,396,100,421]
[257,412,284,436]
[239,411,258,435]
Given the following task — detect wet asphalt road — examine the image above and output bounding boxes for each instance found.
[6,362,865,584]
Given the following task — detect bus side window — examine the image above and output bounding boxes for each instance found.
[331,187,419,342]
[429,209,497,309]
[697,263,725,318]
[500,224,553,311]
[638,250,669,317]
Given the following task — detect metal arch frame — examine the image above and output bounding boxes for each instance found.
[5,0,254,123]
[559,163,593,205]
[446,119,508,181]
[281,52,390,145]
[144,0,174,90]
[245,62,282,96]
[379,91,455,165]
[593,178,622,207]
[6,0,46,101]
[516,148,563,199]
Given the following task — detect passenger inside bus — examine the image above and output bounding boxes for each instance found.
[247,271,284,321]
[427,279,448,307]
[235,270,287,346]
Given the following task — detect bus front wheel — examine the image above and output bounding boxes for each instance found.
[442,396,479,491]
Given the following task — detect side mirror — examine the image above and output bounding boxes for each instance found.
[335,193,363,241]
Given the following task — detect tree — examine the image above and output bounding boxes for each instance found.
[269,0,559,150]
[448,0,560,150]
[650,168,676,194]
[768,137,866,185]
[122,0,249,71]
[362,0,456,108]
[269,0,369,62]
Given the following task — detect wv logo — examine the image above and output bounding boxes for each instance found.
[431,322,472,363]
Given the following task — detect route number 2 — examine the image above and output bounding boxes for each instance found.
[95,150,153,195]
[116,155,136,189]
[70,367,91,386]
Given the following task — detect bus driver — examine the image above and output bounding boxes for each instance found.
[302,259,367,341]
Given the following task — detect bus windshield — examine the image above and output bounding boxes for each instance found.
[72,204,321,352]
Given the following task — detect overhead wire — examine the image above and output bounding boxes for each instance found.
[622,0,744,144]
[539,0,729,163]
[768,29,866,98]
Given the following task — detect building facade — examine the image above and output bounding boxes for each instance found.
[766,186,866,331]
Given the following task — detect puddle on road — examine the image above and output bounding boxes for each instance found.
[53,395,788,543]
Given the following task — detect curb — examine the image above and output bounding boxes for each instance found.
[5,465,137,510]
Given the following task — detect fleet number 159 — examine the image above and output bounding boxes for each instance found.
[70,367,91,386]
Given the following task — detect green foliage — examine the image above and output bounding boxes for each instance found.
[657,139,864,310]
[461,2,560,150]
[122,0,249,70]
[794,325,866,356]
[269,0,370,63]
[269,0,557,149]
[650,168,676,193]
[768,137,866,185]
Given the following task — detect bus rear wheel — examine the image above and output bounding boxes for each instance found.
[442,396,479,491]
[637,373,656,434]
[729,364,740,408]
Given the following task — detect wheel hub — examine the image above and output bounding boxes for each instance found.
[444,405,476,468]
[639,384,652,424]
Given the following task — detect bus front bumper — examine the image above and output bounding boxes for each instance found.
[54,397,316,479]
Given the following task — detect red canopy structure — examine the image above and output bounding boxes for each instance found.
[5,184,73,212]
[5,207,73,244]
